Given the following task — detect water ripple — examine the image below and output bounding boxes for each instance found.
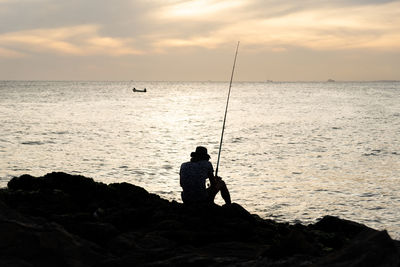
[1,80,400,239]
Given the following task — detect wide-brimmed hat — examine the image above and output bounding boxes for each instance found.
[190,146,210,159]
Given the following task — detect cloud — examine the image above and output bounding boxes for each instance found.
[0,46,24,57]
[148,0,400,51]
[1,0,399,54]
[0,25,143,57]
[159,0,245,18]
[0,0,399,80]
[0,0,152,37]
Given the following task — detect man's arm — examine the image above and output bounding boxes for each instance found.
[179,164,184,188]
[208,170,216,186]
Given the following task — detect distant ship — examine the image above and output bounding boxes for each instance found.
[327,79,335,82]
[132,88,147,92]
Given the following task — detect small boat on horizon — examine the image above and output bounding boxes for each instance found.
[132,88,147,93]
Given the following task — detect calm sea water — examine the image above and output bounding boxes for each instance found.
[1,80,399,238]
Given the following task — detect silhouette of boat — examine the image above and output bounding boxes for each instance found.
[132,88,147,93]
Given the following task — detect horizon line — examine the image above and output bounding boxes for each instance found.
[1,79,399,83]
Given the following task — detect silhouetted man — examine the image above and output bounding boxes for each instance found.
[180,146,231,205]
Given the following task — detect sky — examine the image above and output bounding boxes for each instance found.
[0,0,399,81]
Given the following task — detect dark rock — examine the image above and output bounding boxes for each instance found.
[108,182,150,203]
[0,216,106,267]
[7,174,39,191]
[315,230,400,267]
[0,259,34,267]
[65,221,119,246]
[312,215,371,236]
[1,172,399,267]
[265,228,319,259]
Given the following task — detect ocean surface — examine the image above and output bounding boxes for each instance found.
[1,80,399,238]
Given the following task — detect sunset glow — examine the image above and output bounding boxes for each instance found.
[162,0,244,18]
[0,0,399,81]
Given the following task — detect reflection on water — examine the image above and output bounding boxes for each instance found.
[0,80,399,239]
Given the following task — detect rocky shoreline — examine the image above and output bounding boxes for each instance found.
[0,172,399,266]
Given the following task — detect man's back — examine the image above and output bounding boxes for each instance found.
[180,160,213,203]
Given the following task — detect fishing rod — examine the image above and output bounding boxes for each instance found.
[215,41,240,177]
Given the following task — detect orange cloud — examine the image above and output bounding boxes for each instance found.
[149,0,400,51]
[0,25,143,57]
[160,0,245,18]
[0,46,24,58]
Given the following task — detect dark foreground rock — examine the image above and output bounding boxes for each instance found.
[0,172,399,266]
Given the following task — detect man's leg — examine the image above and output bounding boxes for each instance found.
[219,180,231,205]
[207,180,231,205]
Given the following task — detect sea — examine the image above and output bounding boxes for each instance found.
[1,80,399,239]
